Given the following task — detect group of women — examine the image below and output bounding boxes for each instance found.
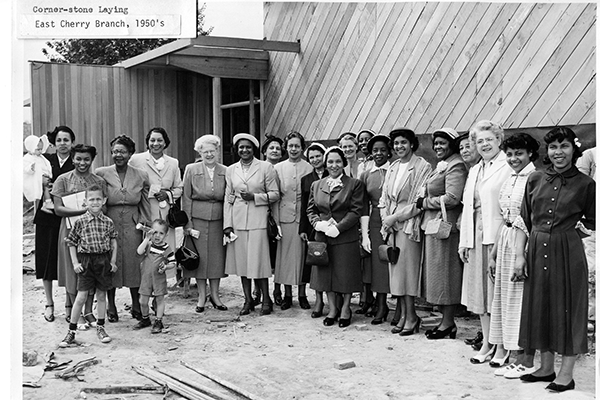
[33,122,593,393]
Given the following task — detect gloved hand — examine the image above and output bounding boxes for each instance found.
[360,216,371,252]
[325,225,340,238]
[315,220,330,232]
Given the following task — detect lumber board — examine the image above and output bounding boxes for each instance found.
[504,4,595,127]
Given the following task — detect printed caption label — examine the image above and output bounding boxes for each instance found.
[18,0,197,39]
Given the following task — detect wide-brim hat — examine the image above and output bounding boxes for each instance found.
[433,127,459,140]
[366,134,390,154]
[233,133,259,149]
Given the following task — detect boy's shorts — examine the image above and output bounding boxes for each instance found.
[77,252,113,292]
[139,270,168,297]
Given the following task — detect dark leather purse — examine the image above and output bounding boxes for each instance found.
[378,231,400,264]
[266,193,279,241]
[166,190,189,228]
[175,234,199,271]
[305,241,329,266]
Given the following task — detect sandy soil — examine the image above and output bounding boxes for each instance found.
[21,253,596,400]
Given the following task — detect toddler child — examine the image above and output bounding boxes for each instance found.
[59,185,117,347]
[134,218,176,334]
[23,134,54,213]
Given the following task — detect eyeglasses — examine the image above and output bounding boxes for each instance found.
[201,150,216,155]
[111,150,129,155]
[475,137,497,145]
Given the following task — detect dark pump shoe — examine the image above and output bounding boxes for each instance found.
[280,296,293,310]
[298,296,311,310]
[520,372,556,383]
[239,302,254,316]
[338,310,352,328]
[546,380,575,393]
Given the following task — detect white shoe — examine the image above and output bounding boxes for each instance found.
[494,362,518,376]
[504,364,536,379]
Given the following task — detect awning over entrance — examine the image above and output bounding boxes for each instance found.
[117,36,300,80]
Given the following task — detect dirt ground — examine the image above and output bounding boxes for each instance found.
[21,248,596,400]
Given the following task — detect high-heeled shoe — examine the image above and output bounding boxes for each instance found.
[209,296,228,311]
[371,308,389,325]
[273,290,283,306]
[338,310,352,328]
[44,304,55,322]
[398,317,421,336]
[323,314,338,326]
[546,380,575,393]
[355,301,374,315]
[195,306,205,313]
[311,303,324,318]
[469,346,496,364]
[281,296,293,310]
[239,302,254,316]
[365,304,379,318]
[427,324,457,340]
[489,350,510,367]
[260,301,272,316]
[298,296,311,310]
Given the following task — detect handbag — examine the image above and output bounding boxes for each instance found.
[166,190,189,228]
[378,232,400,264]
[266,192,279,241]
[424,196,452,240]
[305,241,329,266]
[175,234,199,271]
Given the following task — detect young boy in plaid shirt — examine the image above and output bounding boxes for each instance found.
[60,185,118,347]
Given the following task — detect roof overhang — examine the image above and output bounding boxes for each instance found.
[117,36,301,81]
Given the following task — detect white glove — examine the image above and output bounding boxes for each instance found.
[360,216,371,252]
[276,225,283,240]
[315,221,329,232]
[325,225,340,238]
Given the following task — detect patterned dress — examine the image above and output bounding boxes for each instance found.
[488,163,535,350]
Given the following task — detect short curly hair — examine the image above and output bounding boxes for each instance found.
[502,133,540,162]
[47,126,75,145]
[145,127,171,149]
[194,134,221,153]
[110,135,136,154]
[469,120,504,144]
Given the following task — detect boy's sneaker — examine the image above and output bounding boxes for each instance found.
[151,319,164,334]
[133,318,152,330]
[96,325,112,343]
[59,331,76,348]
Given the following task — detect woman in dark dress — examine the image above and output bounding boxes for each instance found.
[299,143,328,317]
[34,126,75,322]
[95,135,151,322]
[307,147,365,328]
[358,134,392,324]
[513,127,594,392]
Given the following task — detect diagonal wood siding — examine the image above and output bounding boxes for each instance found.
[263,2,596,140]
[30,62,212,168]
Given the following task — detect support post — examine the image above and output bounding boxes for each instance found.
[212,77,223,161]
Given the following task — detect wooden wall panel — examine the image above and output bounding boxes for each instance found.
[263,2,596,140]
[30,62,213,169]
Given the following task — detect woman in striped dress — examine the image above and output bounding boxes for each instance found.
[488,133,539,378]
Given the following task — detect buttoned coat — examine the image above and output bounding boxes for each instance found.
[181,162,227,223]
[129,151,183,220]
[224,158,280,231]
[274,159,313,224]
[421,153,468,228]
[459,151,512,248]
[306,174,365,246]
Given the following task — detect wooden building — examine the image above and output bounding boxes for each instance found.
[31,2,596,166]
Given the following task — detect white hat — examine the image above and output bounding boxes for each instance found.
[232,133,259,149]
[304,142,328,157]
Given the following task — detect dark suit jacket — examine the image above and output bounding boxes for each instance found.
[306,174,365,245]
[33,153,74,227]
[298,169,328,237]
